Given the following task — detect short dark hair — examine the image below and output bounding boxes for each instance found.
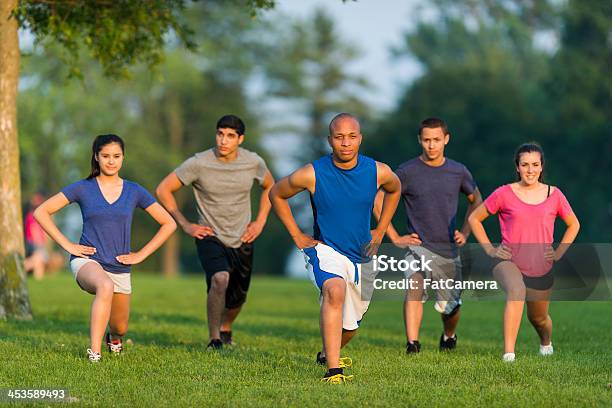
[329,112,359,134]
[216,115,245,135]
[418,117,449,136]
[514,142,545,182]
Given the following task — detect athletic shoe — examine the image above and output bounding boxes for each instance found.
[207,339,223,350]
[439,333,457,351]
[105,332,123,354]
[406,340,421,354]
[321,370,353,384]
[539,343,553,356]
[434,300,448,314]
[315,352,352,368]
[220,330,235,346]
[502,352,516,362]
[87,348,101,362]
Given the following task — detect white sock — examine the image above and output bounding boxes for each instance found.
[502,352,516,362]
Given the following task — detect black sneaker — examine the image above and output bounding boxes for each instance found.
[439,333,457,351]
[207,339,223,350]
[105,332,123,354]
[316,352,352,368]
[316,351,326,365]
[406,340,421,354]
[220,330,234,346]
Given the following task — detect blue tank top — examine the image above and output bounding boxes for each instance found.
[311,154,378,263]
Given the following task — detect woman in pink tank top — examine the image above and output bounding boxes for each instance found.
[468,143,580,362]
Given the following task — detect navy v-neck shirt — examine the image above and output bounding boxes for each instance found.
[61,178,156,273]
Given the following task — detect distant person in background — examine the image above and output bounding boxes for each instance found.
[469,142,580,362]
[24,193,64,278]
[156,115,274,350]
[34,134,176,362]
[24,193,50,280]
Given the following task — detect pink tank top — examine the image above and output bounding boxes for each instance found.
[484,184,574,277]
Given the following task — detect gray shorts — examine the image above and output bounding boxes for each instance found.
[70,258,132,294]
[404,246,462,314]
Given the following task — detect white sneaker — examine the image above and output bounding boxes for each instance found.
[539,343,553,356]
[502,352,515,362]
[87,348,101,362]
[434,301,448,314]
[105,332,123,354]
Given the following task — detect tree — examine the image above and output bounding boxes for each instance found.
[262,8,370,161]
[0,0,275,319]
[546,0,612,239]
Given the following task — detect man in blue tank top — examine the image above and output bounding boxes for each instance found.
[270,113,401,384]
[374,117,482,354]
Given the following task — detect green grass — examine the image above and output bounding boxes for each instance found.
[1,273,610,407]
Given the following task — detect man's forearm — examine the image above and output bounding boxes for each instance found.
[376,191,400,235]
[169,208,192,230]
[461,203,477,237]
[255,186,273,225]
[271,195,302,238]
[373,189,400,241]
[157,188,191,229]
[461,192,483,237]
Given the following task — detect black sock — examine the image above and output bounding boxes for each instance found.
[326,368,343,377]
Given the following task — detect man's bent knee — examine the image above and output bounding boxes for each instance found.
[211,272,230,291]
[322,278,345,307]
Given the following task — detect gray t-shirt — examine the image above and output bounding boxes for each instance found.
[175,148,268,248]
[395,157,476,258]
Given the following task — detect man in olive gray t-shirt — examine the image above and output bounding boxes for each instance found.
[156,115,274,350]
[175,147,268,248]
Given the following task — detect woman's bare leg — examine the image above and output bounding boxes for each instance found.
[109,293,131,339]
[526,289,552,346]
[493,261,526,354]
[76,263,115,354]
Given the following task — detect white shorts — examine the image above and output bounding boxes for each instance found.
[302,243,373,331]
[70,258,132,295]
[404,246,462,314]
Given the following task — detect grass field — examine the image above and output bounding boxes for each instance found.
[1,273,610,407]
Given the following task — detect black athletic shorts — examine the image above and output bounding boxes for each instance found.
[195,236,254,309]
[490,258,554,291]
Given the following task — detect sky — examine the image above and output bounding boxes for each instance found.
[266,0,424,112]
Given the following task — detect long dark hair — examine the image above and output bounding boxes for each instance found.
[514,142,545,182]
[87,134,125,179]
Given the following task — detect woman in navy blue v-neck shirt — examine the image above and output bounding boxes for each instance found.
[34,134,176,362]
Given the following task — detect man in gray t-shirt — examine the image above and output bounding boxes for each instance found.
[375,117,482,354]
[156,115,274,350]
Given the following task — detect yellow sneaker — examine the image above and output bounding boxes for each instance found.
[316,352,353,368]
[320,373,354,384]
[339,357,353,368]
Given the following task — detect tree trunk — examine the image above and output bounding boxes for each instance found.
[0,0,32,319]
